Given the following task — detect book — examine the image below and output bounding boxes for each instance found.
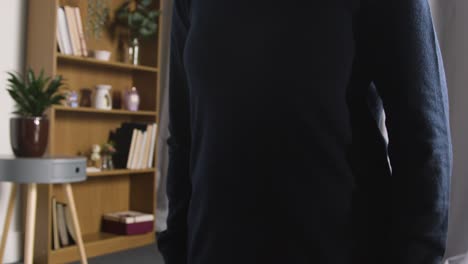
[108,122,157,170]
[136,131,147,169]
[110,126,130,169]
[56,24,64,54]
[52,197,60,250]
[141,124,153,169]
[63,6,81,56]
[126,129,138,169]
[147,124,158,168]
[129,130,142,169]
[73,7,88,57]
[111,122,148,169]
[103,211,154,224]
[57,7,72,55]
[131,131,142,169]
[64,205,77,244]
[56,202,70,247]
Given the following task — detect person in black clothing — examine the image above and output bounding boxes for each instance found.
[157,0,452,263]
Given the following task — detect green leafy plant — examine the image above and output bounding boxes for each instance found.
[87,0,111,39]
[6,69,66,117]
[115,0,160,39]
[101,141,117,155]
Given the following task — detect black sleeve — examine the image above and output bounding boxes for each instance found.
[157,0,191,263]
[356,0,452,263]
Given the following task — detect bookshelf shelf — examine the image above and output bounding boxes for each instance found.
[50,232,154,263]
[87,168,156,177]
[53,105,158,117]
[57,54,159,73]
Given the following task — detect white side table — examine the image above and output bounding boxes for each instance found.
[0,156,88,264]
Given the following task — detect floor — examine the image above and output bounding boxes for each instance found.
[13,243,164,264]
[70,244,165,264]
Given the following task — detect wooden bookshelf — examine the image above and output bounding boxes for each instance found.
[25,0,165,263]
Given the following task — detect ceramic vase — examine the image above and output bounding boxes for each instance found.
[10,117,49,157]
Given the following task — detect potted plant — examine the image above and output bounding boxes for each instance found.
[115,0,160,65]
[6,69,65,157]
[86,0,111,60]
[101,141,116,170]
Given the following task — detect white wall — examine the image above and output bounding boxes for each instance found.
[0,0,27,263]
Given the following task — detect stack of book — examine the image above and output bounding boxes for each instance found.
[111,122,158,170]
[102,211,154,235]
[52,197,77,250]
[56,6,88,56]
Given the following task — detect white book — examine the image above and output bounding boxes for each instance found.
[136,131,147,169]
[56,24,64,53]
[52,197,60,250]
[147,123,158,168]
[103,211,154,224]
[56,203,69,247]
[57,7,72,55]
[126,129,138,169]
[64,205,77,244]
[64,6,81,56]
[141,125,153,169]
[73,7,88,56]
[130,130,142,169]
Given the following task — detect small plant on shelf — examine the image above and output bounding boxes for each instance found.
[101,141,116,170]
[115,0,160,65]
[6,69,65,157]
[86,0,110,40]
[87,0,112,61]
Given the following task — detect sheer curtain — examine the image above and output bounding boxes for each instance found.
[155,0,173,232]
[429,0,468,260]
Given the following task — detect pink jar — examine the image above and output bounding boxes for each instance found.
[124,87,140,111]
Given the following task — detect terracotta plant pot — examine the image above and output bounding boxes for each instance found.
[10,117,49,157]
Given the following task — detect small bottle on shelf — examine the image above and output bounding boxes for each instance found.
[124,87,140,111]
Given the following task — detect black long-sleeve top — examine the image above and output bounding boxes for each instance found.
[157,0,452,263]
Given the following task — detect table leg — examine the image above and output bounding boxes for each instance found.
[0,183,18,263]
[64,183,88,264]
[24,183,37,264]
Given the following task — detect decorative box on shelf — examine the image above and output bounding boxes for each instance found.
[102,211,154,235]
